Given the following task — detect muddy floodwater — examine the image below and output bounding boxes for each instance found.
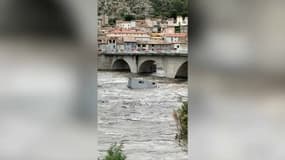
[98,71,188,160]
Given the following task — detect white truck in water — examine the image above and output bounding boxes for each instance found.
[127,77,157,89]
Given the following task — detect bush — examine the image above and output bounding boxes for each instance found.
[108,18,117,26]
[149,0,188,18]
[173,101,188,148]
[123,14,136,21]
[103,143,127,160]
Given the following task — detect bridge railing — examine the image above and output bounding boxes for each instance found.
[99,49,188,55]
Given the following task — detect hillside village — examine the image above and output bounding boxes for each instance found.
[98,15,188,54]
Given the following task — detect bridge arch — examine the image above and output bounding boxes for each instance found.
[175,61,188,79]
[138,60,157,74]
[112,59,131,72]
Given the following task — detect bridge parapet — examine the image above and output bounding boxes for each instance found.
[100,49,187,54]
[99,52,188,57]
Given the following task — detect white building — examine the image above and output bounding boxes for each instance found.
[167,16,188,26]
[176,16,188,26]
[116,20,136,29]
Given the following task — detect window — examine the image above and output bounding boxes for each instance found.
[139,81,144,84]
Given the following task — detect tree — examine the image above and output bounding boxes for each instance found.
[149,0,188,18]
[98,0,151,20]
[108,18,117,26]
[149,0,170,18]
[124,14,135,21]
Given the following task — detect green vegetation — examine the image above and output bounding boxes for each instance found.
[123,14,136,21]
[98,0,150,20]
[173,101,188,149]
[98,0,188,20]
[103,143,127,160]
[108,18,117,26]
[149,0,188,18]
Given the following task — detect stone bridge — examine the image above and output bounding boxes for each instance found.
[98,53,188,79]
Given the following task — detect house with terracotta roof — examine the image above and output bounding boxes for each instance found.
[98,15,188,53]
[135,20,148,28]
[150,33,163,41]
[107,29,151,42]
[163,26,176,34]
[163,33,187,43]
[144,18,162,33]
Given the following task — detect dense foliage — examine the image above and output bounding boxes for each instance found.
[98,0,150,19]
[173,101,188,149]
[98,0,188,20]
[103,143,127,160]
[149,0,188,18]
[123,14,136,21]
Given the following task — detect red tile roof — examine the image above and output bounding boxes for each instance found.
[111,29,147,34]
[164,33,187,37]
[123,37,137,42]
[137,40,172,45]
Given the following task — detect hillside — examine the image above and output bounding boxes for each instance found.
[98,0,188,20]
[98,0,152,19]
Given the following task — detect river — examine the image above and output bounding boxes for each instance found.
[98,71,188,160]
